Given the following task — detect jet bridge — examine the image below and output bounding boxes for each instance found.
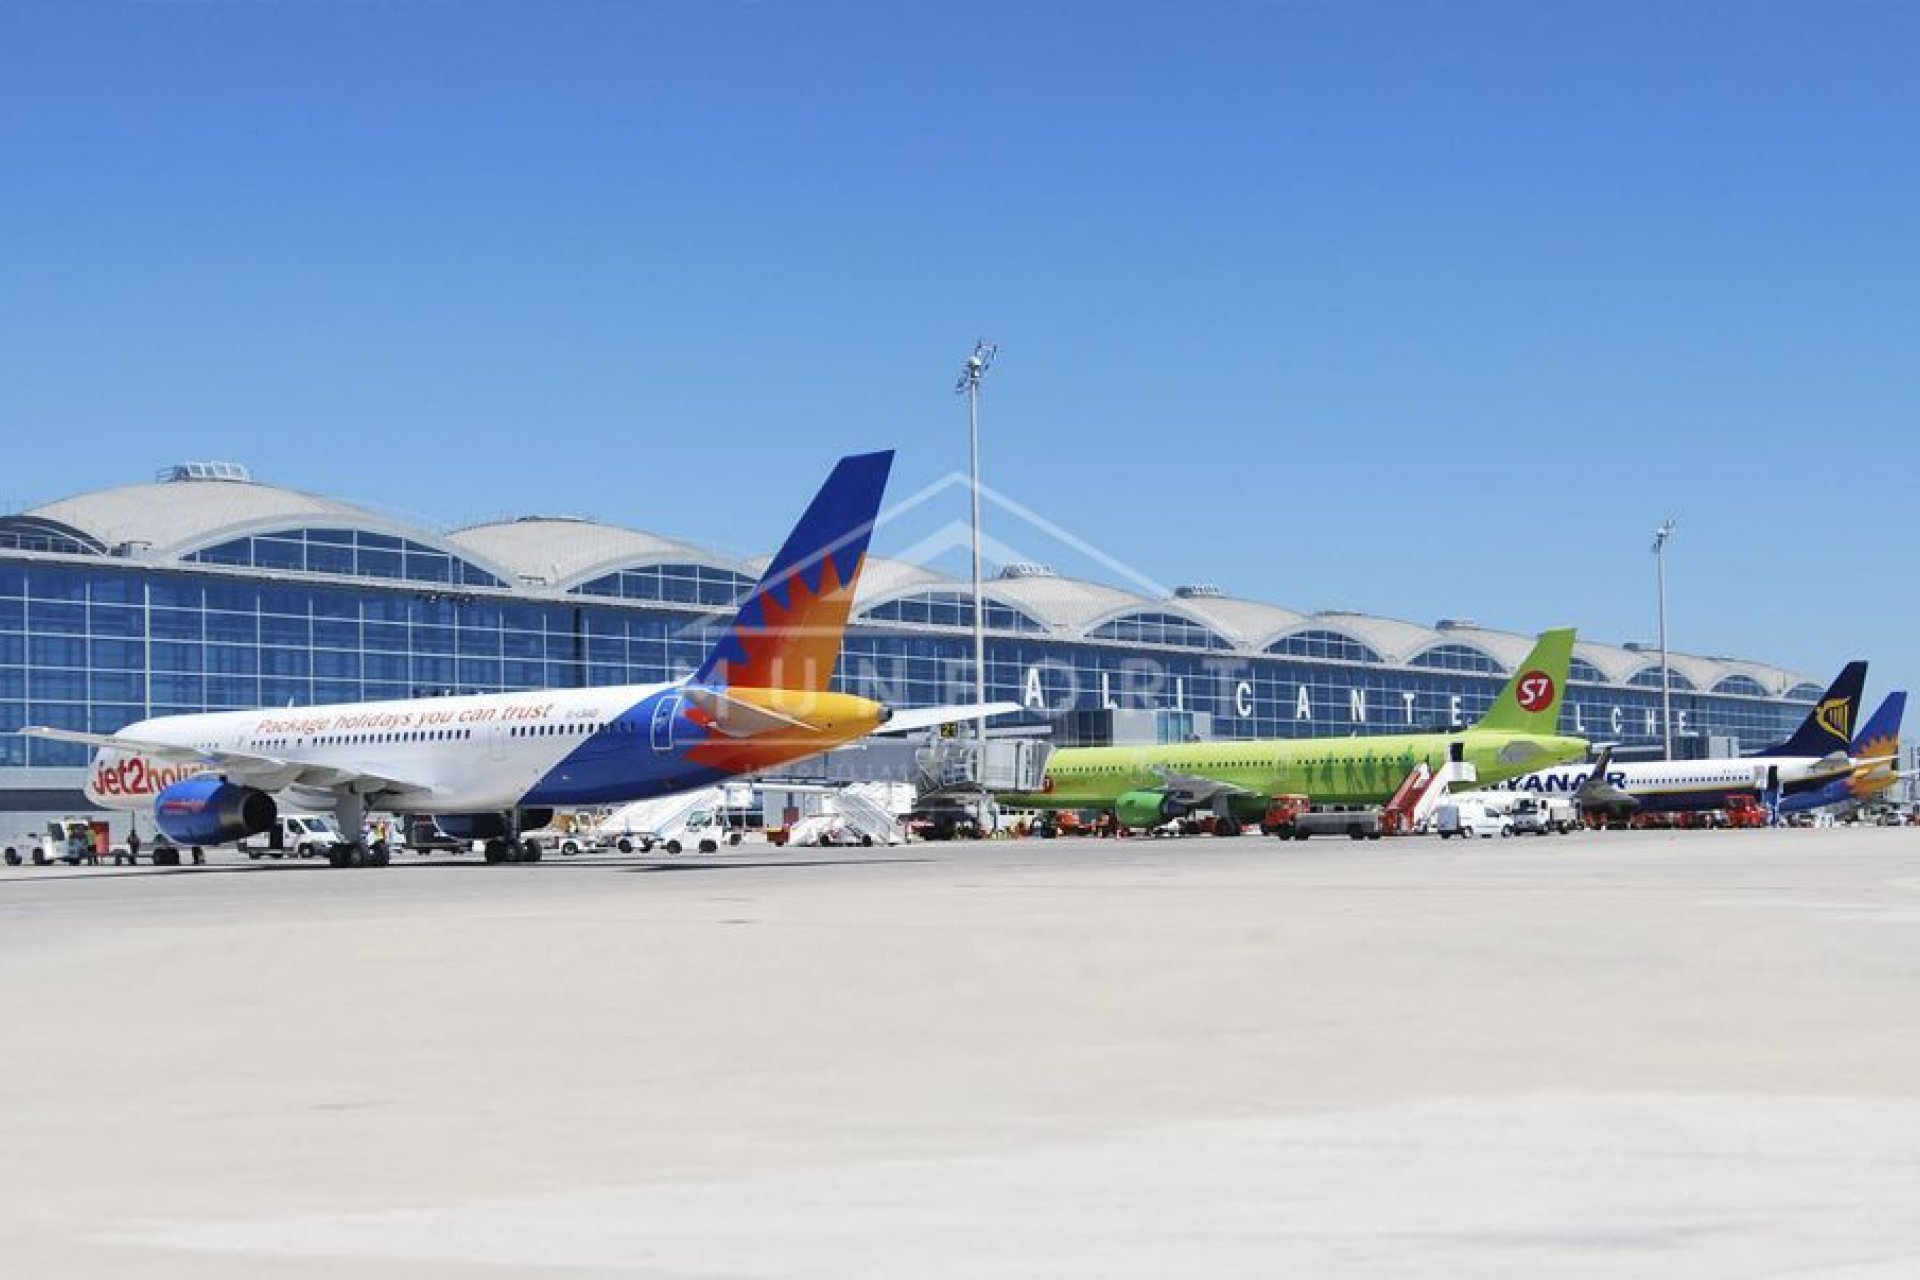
[911,738,1055,840]
[914,738,1054,795]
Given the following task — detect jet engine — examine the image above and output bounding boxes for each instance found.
[154,778,278,846]
[1114,790,1181,829]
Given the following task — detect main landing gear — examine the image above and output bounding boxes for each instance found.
[327,840,391,868]
[482,837,544,864]
[325,791,391,869]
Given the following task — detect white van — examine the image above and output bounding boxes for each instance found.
[1433,798,1510,839]
[240,814,350,859]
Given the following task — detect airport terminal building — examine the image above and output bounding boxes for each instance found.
[0,465,1822,823]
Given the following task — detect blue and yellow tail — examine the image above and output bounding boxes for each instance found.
[692,450,893,692]
[1753,660,1867,757]
[1844,691,1905,805]
[1850,691,1904,758]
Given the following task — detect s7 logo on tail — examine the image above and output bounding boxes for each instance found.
[1516,671,1556,714]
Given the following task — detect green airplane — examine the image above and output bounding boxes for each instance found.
[1005,628,1588,834]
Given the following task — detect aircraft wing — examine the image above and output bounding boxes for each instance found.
[1795,750,1894,780]
[1497,738,1562,767]
[23,725,286,771]
[19,725,428,796]
[1150,765,1253,807]
[874,702,1028,735]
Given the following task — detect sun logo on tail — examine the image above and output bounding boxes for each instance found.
[1848,731,1900,799]
[703,549,864,692]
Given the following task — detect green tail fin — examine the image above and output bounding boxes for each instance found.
[1475,628,1577,734]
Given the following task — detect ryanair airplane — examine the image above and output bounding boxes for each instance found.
[24,451,1016,866]
[1495,661,1873,817]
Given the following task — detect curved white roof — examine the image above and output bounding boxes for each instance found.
[11,472,1820,693]
[448,517,743,589]
[847,557,1064,631]
[25,476,515,582]
[32,479,398,558]
[1573,641,1644,684]
[1305,613,1436,664]
[1407,624,1542,673]
[1663,654,1723,692]
[1575,642,1803,696]
[1174,596,1309,648]
[1076,598,1242,647]
[1705,659,1794,695]
[987,574,1149,632]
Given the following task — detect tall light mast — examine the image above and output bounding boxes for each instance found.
[1652,518,1677,759]
[955,341,997,742]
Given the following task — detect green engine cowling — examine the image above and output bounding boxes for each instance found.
[1115,790,1181,829]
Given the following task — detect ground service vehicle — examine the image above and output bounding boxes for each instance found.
[1029,811,1087,839]
[522,824,602,857]
[4,818,110,866]
[1261,795,1385,841]
[240,814,351,859]
[1434,800,1510,839]
[1508,796,1576,835]
[1723,795,1769,828]
[597,788,751,854]
[403,817,468,854]
[48,818,107,863]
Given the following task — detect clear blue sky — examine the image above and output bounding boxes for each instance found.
[2,1,1915,703]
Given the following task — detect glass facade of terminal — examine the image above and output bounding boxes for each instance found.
[0,551,1815,773]
[834,632,1808,749]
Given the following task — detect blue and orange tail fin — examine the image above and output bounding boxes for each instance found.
[692,450,893,692]
[1753,660,1867,757]
[1851,691,1905,757]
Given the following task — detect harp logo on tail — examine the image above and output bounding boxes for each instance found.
[1815,697,1853,743]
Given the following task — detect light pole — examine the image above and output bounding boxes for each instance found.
[955,341,997,742]
[1652,518,1677,760]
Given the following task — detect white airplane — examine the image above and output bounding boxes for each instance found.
[1492,661,1873,818]
[22,450,1018,866]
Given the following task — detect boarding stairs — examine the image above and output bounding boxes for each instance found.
[1383,763,1436,834]
[595,788,719,845]
[833,782,907,847]
[1385,759,1479,833]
